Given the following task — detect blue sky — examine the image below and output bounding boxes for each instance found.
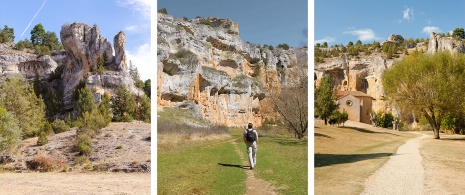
[0,0,151,80]
[157,0,308,48]
[315,0,465,46]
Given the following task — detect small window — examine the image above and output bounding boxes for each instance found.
[346,100,353,107]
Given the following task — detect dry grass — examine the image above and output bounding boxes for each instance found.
[420,132,465,194]
[26,155,65,172]
[157,121,230,149]
[314,120,418,195]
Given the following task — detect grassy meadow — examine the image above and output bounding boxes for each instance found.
[314,120,418,195]
[157,107,308,194]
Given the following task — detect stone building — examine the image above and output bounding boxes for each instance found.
[336,91,374,124]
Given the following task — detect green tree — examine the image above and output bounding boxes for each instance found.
[111,85,136,122]
[42,31,62,50]
[0,76,46,138]
[129,61,144,89]
[95,54,106,74]
[158,8,168,14]
[136,95,151,123]
[0,107,21,151]
[143,79,151,98]
[383,52,465,139]
[51,119,70,134]
[0,25,15,43]
[76,86,97,116]
[347,41,354,48]
[323,42,328,48]
[98,93,112,125]
[452,28,465,39]
[277,43,290,50]
[31,23,46,45]
[37,131,48,146]
[315,75,338,125]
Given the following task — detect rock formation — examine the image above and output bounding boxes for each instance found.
[428,32,465,54]
[0,22,143,112]
[60,23,142,109]
[0,43,57,78]
[157,13,307,127]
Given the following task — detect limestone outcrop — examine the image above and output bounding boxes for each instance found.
[60,23,142,109]
[0,43,57,78]
[0,22,143,113]
[157,13,307,127]
[315,53,397,112]
[428,32,465,54]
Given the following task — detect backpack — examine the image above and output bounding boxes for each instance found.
[246,129,256,142]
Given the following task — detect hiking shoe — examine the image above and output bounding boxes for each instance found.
[250,166,254,170]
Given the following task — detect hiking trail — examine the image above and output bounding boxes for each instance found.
[361,132,428,195]
[231,138,277,195]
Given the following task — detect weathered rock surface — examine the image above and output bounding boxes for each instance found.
[0,22,143,112]
[428,32,465,54]
[157,13,307,127]
[315,53,397,112]
[0,43,57,78]
[60,23,142,109]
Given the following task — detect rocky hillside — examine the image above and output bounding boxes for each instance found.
[157,13,308,127]
[0,23,143,112]
[315,32,465,113]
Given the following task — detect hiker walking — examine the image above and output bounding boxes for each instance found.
[243,123,258,170]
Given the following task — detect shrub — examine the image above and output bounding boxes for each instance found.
[51,119,70,133]
[26,155,56,172]
[277,43,290,50]
[77,134,92,155]
[75,155,90,165]
[42,122,54,135]
[37,131,48,146]
[376,111,395,128]
[158,8,168,14]
[199,18,211,26]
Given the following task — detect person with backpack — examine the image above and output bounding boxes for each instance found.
[243,123,258,170]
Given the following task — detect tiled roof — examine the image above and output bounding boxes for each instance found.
[336,91,374,99]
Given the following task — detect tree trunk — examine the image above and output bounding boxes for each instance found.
[433,128,440,139]
[324,117,328,125]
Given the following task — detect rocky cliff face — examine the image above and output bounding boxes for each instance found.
[315,32,465,113]
[0,23,142,112]
[0,43,57,78]
[60,23,142,109]
[428,32,465,54]
[157,13,307,127]
[315,53,397,112]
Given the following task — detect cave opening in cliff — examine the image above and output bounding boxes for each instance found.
[161,93,185,102]
[219,59,238,69]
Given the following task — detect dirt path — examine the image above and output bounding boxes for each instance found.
[361,132,428,195]
[0,172,150,194]
[231,138,277,195]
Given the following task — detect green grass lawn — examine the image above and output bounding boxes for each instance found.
[237,134,308,194]
[158,127,308,194]
[158,139,247,194]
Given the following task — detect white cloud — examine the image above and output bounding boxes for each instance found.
[315,37,335,44]
[403,7,414,21]
[125,25,138,31]
[343,29,381,41]
[117,0,151,19]
[126,43,152,81]
[422,26,442,34]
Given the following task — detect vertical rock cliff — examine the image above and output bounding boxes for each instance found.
[157,13,307,127]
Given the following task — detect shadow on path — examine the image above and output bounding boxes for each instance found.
[341,126,400,136]
[315,153,393,167]
[218,163,249,170]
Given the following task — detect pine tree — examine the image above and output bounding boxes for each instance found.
[0,107,21,151]
[111,86,136,122]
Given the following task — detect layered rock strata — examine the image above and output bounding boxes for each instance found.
[157,13,307,127]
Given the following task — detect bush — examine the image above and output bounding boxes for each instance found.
[0,107,21,151]
[77,134,92,155]
[277,43,290,50]
[26,155,58,172]
[51,119,70,133]
[37,131,48,146]
[76,110,107,133]
[376,111,395,128]
[42,122,54,135]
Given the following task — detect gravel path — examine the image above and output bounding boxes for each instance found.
[361,132,428,195]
